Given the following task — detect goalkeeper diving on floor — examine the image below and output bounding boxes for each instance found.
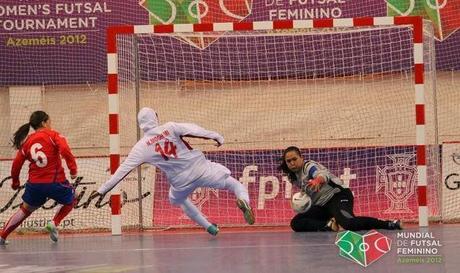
[279,146,403,232]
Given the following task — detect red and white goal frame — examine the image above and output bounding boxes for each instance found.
[106,16,428,234]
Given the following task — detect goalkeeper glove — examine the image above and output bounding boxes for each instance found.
[307,177,324,192]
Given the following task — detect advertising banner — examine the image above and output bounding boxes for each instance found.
[0,157,154,230]
[0,146,442,229]
[442,142,460,221]
[0,0,458,85]
[153,146,437,227]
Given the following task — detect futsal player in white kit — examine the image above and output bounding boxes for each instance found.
[97,107,255,235]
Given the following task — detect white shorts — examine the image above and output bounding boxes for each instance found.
[168,161,231,205]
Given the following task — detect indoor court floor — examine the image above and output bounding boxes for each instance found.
[0,225,458,273]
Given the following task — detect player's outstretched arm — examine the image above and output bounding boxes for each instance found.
[97,146,144,195]
[173,122,224,146]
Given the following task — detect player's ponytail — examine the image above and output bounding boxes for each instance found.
[12,123,30,149]
[278,146,302,182]
[12,111,49,149]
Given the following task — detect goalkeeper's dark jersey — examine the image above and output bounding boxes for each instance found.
[293,160,344,206]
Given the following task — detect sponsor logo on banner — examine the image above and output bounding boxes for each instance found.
[139,0,253,49]
[444,172,460,190]
[376,154,416,213]
[335,230,444,266]
[396,231,443,264]
[179,187,219,220]
[452,152,460,165]
[191,187,219,208]
[442,143,460,220]
[264,0,346,21]
[386,0,460,41]
[0,158,153,230]
[335,230,392,267]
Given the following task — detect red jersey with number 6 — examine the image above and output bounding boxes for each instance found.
[11,128,77,184]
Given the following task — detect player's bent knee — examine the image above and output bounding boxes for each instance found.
[338,220,355,231]
[169,199,180,206]
[290,219,303,232]
[169,196,182,206]
[168,190,180,206]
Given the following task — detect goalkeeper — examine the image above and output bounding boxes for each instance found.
[96,107,254,235]
[278,146,402,232]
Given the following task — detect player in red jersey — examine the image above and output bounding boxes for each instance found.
[0,111,77,245]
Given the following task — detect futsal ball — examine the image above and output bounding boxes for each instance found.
[291,192,312,213]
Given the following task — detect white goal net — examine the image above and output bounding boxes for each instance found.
[0,18,448,233]
[111,18,441,229]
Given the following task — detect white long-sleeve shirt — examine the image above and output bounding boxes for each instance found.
[98,109,224,194]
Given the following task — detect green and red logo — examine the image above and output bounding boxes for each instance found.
[335,230,392,267]
[139,0,253,49]
[386,0,460,41]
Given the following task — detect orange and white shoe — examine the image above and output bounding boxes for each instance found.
[327,218,344,232]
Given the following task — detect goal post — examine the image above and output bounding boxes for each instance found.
[106,16,436,234]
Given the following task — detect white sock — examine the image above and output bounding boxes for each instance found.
[180,199,212,229]
[223,176,250,203]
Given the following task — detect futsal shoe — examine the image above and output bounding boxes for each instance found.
[0,238,9,246]
[327,218,344,232]
[388,220,403,230]
[46,222,59,242]
[206,224,219,236]
[236,199,255,225]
